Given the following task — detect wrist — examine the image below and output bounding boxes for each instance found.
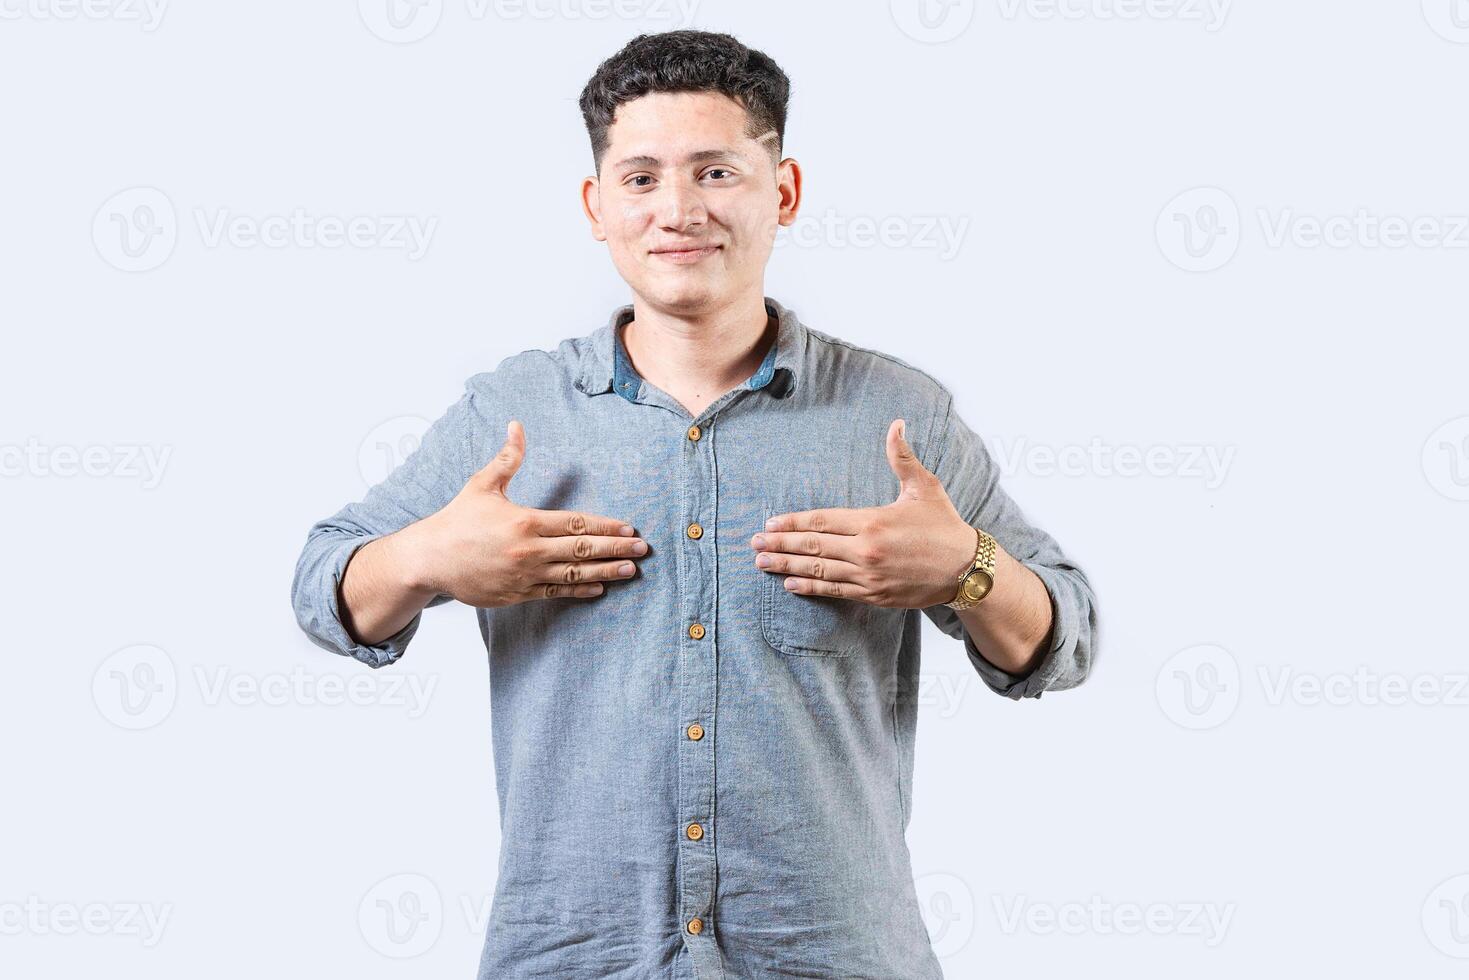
[931,520,977,607]
[390,517,445,598]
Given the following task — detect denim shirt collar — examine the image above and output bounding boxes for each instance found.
[575,295,803,402]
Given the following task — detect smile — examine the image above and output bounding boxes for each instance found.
[650,245,721,264]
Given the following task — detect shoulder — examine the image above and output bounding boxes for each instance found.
[460,329,592,400]
[804,323,955,411]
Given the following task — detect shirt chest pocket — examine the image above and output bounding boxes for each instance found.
[758,500,887,658]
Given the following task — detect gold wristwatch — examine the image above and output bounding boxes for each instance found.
[944,526,997,611]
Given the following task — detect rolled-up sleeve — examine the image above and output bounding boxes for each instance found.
[919,392,1099,699]
[290,382,479,669]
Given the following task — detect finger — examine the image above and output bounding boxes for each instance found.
[536,557,640,587]
[471,419,526,494]
[755,550,866,590]
[885,417,936,500]
[763,506,866,535]
[537,533,648,564]
[528,508,638,538]
[532,581,608,600]
[751,527,863,564]
[774,561,874,600]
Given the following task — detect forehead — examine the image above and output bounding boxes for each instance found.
[605,90,754,154]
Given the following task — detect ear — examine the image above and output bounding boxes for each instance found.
[775,157,802,228]
[580,175,606,242]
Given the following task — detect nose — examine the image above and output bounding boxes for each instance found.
[657,177,707,234]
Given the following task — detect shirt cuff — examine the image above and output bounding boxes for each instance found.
[952,560,1085,701]
[299,534,423,669]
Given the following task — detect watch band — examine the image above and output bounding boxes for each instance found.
[944,525,997,611]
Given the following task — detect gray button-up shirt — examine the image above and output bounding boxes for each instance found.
[291,296,1097,979]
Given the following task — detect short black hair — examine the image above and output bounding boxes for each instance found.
[578,30,791,175]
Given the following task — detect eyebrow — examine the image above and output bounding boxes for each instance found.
[612,148,748,172]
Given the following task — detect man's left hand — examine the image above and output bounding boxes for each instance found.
[750,419,978,609]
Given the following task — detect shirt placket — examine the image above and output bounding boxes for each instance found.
[613,317,779,979]
[677,414,721,976]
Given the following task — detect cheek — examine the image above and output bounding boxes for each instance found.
[717,203,780,252]
[611,200,651,235]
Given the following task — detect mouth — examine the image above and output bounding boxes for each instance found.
[649,245,721,264]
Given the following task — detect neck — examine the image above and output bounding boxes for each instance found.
[620,289,775,412]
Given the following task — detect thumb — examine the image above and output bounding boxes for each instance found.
[472,419,525,495]
[885,418,931,499]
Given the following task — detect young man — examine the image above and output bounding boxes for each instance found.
[291,29,1097,980]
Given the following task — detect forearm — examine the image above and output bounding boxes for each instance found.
[339,522,440,647]
[953,539,1054,676]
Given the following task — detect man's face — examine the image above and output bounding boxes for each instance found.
[581,90,801,316]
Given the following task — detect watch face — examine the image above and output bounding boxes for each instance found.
[962,570,994,602]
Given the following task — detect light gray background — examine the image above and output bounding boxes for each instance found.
[3,1,1466,976]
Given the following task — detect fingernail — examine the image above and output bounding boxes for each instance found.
[899,419,907,440]
[752,534,766,549]
[631,540,647,554]
[619,562,634,575]
[620,525,635,536]
[756,553,771,567]
[764,518,778,531]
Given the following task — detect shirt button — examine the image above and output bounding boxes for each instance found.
[686,522,703,540]
[688,623,705,640]
[687,917,704,935]
[686,822,704,841]
[687,425,701,441]
[686,723,704,741]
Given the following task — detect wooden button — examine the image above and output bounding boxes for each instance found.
[687,425,701,441]
[686,822,704,841]
[686,523,703,540]
[687,917,703,935]
[686,723,704,741]
[688,623,705,640]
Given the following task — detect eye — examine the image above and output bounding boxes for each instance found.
[702,168,734,181]
[626,174,654,188]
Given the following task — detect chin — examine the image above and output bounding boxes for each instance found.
[639,277,725,315]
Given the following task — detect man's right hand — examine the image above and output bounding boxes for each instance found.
[402,419,647,607]
[338,419,647,646]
